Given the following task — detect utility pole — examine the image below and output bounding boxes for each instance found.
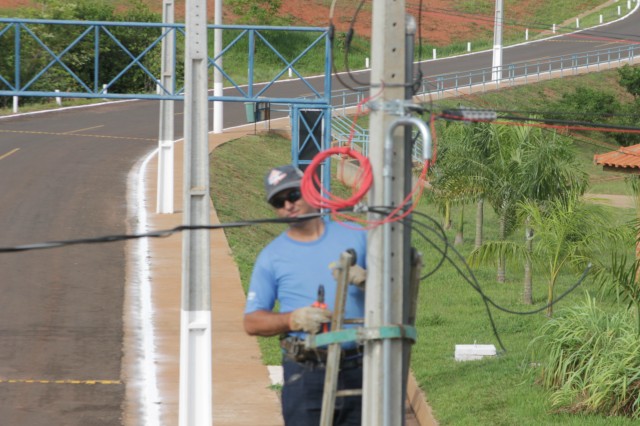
[157,0,175,214]
[364,0,407,425]
[213,0,223,134]
[179,0,212,424]
[492,0,503,82]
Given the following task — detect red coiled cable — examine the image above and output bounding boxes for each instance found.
[301,146,373,211]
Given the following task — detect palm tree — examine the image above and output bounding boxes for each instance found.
[471,193,608,316]
[475,123,524,283]
[428,122,493,249]
[511,126,588,303]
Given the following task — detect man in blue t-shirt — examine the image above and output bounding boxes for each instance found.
[244,164,367,426]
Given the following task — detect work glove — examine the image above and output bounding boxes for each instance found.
[289,306,332,333]
[330,263,367,289]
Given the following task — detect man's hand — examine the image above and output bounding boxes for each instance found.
[330,263,367,289]
[289,306,332,333]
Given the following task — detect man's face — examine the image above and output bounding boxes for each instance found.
[269,188,315,219]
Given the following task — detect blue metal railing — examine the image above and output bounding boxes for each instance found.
[328,43,640,161]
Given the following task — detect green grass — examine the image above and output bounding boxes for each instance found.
[210,65,640,423]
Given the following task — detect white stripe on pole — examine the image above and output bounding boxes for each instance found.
[491,0,503,82]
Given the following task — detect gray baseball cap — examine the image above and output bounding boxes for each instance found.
[264,164,303,203]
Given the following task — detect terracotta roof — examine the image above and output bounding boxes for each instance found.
[594,144,640,170]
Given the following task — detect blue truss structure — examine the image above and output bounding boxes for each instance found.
[0,17,333,179]
[0,18,332,104]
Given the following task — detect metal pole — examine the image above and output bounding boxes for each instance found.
[402,16,416,425]
[157,0,175,214]
[364,1,406,425]
[492,0,503,82]
[212,0,223,134]
[179,0,212,424]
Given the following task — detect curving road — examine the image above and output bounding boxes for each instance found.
[0,6,638,425]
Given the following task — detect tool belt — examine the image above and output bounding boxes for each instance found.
[280,335,363,365]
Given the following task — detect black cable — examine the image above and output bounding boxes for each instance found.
[409,210,594,315]
[433,108,640,133]
[368,205,594,353]
[0,212,327,254]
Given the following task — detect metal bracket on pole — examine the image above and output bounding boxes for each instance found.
[305,325,418,350]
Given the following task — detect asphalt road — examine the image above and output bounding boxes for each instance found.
[0,102,162,425]
[0,6,638,425]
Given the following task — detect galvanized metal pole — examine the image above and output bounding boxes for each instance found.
[492,0,503,82]
[179,0,212,424]
[212,0,223,134]
[401,16,417,421]
[157,0,175,214]
[363,1,407,425]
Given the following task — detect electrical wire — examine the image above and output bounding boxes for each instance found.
[380,208,595,353]
[0,212,326,254]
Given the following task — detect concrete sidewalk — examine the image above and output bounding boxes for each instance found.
[126,116,435,425]
[125,121,285,425]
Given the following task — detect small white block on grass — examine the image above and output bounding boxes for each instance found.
[267,365,283,386]
[455,344,496,361]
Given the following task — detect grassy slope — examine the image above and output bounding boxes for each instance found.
[210,66,640,424]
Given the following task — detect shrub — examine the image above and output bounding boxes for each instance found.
[531,295,640,418]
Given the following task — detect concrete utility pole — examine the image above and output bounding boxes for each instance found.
[364,0,408,425]
[157,0,175,214]
[179,0,212,424]
[492,0,503,82]
[213,0,223,134]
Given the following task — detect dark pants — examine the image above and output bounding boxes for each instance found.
[281,356,363,426]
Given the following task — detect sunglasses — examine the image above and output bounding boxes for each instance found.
[270,189,302,208]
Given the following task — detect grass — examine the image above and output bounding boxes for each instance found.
[210,65,640,423]
[418,0,633,57]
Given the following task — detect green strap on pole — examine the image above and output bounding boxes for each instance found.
[305,325,417,350]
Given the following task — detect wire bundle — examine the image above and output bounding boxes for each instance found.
[300,146,373,211]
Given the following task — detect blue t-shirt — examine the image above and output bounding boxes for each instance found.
[245,219,367,338]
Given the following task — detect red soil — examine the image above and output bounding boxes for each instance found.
[0,0,537,47]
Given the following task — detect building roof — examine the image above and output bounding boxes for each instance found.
[594,144,640,172]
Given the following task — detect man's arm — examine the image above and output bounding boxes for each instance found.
[244,307,332,336]
[243,310,291,337]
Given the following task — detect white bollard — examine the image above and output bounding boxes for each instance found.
[102,83,108,100]
[628,0,631,9]
[55,89,62,106]
[525,28,529,41]
[365,57,369,68]
[467,42,471,52]
[600,14,603,24]
[553,24,556,33]
[618,5,621,15]
[12,96,18,113]
[288,67,292,78]
[576,18,579,28]
[432,48,437,60]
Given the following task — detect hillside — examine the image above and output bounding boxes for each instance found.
[0,0,615,47]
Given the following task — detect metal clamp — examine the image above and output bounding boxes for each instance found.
[304,325,417,350]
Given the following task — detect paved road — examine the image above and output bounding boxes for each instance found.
[0,5,638,425]
[0,102,162,425]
